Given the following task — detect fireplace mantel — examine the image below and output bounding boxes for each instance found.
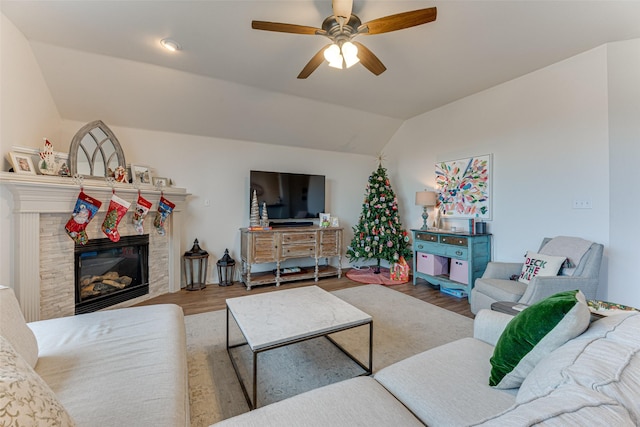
[1,172,190,321]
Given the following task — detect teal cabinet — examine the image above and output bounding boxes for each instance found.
[411,230,491,301]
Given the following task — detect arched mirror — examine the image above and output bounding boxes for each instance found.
[69,120,126,178]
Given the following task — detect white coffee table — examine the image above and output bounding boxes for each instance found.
[226,285,373,409]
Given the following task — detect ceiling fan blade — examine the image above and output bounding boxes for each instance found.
[332,0,353,19]
[252,21,324,35]
[359,7,437,35]
[297,45,330,79]
[353,42,386,76]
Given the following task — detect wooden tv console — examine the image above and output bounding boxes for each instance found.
[239,226,343,290]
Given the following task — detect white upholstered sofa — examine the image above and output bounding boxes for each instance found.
[214,305,640,426]
[0,286,190,426]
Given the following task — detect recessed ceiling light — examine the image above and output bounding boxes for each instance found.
[160,38,181,52]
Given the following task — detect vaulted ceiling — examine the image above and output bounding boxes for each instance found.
[3,1,639,155]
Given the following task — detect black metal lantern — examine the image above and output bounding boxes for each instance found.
[182,239,209,291]
[217,248,236,286]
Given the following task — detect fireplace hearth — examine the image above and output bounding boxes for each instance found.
[75,235,149,314]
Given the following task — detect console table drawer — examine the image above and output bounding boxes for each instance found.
[415,232,438,242]
[415,242,467,259]
[440,235,468,246]
[442,246,468,259]
[281,244,316,258]
[282,232,316,244]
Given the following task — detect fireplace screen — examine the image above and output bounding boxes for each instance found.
[75,235,149,314]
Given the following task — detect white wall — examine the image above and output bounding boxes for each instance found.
[607,39,640,307]
[0,14,62,286]
[54,121,375,282]
[384,46,614,301]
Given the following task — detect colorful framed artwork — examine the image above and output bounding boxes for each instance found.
[8,152,37,175]
[435,154,492,219]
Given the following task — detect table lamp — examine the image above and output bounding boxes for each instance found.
[415,191,437,230]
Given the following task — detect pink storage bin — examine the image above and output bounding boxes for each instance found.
[417,253,449,276]
[449,259,469,284]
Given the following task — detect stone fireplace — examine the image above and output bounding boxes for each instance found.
[0,173,188,321]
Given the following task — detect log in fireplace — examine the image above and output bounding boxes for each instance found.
[75,235,149,314]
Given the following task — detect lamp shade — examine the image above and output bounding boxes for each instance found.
[415,191,437,206]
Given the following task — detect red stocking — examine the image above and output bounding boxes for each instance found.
[65,191,102,245]
[101,194,131,242]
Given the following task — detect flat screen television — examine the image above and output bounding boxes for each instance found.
[250,170,325,226]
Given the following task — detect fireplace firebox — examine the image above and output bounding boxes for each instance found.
[75,235,149,314]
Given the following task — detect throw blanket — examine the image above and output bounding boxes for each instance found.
[540,236,592,276]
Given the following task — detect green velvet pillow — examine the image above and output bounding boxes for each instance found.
[489,290,590,389]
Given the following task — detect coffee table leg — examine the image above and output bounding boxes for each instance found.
[253,352,258,409]
[368,321,373,373]
[324,321,373,375]
[226,307,256,410]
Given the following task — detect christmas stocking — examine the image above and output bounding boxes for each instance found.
[101,194,131,242]
[65,191,102,245]
[154,196,175,236]
[132,194,152,235]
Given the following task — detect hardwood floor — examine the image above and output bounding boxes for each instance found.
[135,271,474,319]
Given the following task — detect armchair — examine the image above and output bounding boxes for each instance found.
[470,237,603,315]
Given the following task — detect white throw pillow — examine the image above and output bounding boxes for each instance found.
[0,335,76,426]
[0,286,39,367]
[517,251,566,284]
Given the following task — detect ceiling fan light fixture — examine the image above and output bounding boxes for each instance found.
[160,38,181,52]
[341,41,359,68]
[328,58,344,69]
[324,44,343,69]
[252,4,437,78]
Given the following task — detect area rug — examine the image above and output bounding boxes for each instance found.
[185,284,473,427]
[345,267,408,285]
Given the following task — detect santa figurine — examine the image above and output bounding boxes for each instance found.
[114,166,128,183]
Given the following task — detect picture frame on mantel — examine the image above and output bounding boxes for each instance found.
[131,164,152,185]
[8,151,37,175]
[152,177,169,188]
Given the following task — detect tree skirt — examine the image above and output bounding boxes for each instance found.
[346,267,408,286]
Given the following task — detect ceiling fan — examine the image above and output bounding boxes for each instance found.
[251,0,437,79]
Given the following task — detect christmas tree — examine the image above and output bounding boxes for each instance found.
[347,160,411,273]
[250,190,260,227]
